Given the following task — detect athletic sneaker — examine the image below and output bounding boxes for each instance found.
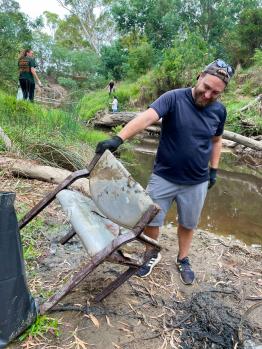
[137,251,162,278]
[176,256,195,285]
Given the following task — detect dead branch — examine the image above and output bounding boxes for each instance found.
[238,301,262,343]
[223,130,262,151]
[239,95,262,112]
[0,156,90,196]
[0,127,12,150]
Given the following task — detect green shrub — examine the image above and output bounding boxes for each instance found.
[115,81,140,107]
[126,41,156,79]
[57,77,78,90]
[100,40,128,81]
[253,49,262,67]
[158,32,215,88]
[241,68,262,96]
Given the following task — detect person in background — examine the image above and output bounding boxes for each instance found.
[95,59,234,285]
[111,96,118,113]
[18,49,42,102]
[108,80,115,95]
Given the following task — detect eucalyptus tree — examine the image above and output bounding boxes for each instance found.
[43,11,60,39]
[56,0,115,53]
[111,0,182,49]
[111,0,260,54]
[55,15,90,50]
[178,0,260,52]
[217,6,262,65]
[238,8,262,57]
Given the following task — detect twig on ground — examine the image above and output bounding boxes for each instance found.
[238,301,262,343]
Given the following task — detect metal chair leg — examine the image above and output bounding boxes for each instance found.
[59,228,76,245]
[95,267,138,302]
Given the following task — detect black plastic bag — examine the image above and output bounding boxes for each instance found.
[0,192,37,348]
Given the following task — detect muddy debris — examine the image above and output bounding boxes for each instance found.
[165,289,262,349]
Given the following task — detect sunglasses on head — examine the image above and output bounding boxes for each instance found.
[212,59,234,77]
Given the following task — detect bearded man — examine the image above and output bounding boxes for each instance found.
[95,59,234,285]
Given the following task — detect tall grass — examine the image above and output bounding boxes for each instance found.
[0,92,78,143]
[0,91,108,166]
[78,129,108,147]
[77,90,110,119]
[220,67,262,134]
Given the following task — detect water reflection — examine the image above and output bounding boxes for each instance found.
[124,150,262,245]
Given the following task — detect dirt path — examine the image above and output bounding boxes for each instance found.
[1,173,261,349]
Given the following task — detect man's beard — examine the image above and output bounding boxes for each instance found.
[193,87,216,108]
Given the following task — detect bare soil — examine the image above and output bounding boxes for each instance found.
[1,172,262,349]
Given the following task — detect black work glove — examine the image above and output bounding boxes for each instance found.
[208,167,217,189]
[95,135,123,154]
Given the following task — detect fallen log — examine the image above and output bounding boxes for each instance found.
[94,112,262,151]
[94,112,162,135]
[94,112,138,127]
[223,130,262,151]
[0,157,90,196]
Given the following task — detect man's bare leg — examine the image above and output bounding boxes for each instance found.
[143,226,160,252]
[177,224,194,259]
[176,224,195,285]
[143,224,193,257]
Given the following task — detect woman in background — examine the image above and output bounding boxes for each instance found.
[18,49,42,102]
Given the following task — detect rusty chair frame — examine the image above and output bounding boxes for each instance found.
[19,154,160,314]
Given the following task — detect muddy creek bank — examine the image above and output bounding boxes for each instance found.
[0,160,261,349]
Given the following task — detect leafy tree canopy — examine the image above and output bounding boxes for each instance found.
[112,0,182,49]
[238,8,262,53]
[100,41,128,80]
[0,0,32,89]
[159,32,215,87]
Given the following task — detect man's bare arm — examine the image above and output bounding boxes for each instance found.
[118,108,159,141]
[210,135,223,168]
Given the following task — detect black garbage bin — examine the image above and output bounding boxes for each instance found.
[0,192,37,348]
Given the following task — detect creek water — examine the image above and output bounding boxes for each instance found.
[123,137,262,246]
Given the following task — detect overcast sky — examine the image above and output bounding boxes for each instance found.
[18,0,68,19]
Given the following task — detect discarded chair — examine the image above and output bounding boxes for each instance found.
[19,150,161,314]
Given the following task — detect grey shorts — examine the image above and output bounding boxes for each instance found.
[146,173,208,229]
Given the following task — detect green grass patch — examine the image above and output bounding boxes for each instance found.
[19,315,60,341]
[78,89,110,119]
[19,217,44,261]
[78,128,109,147]
[78,72,157,120]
